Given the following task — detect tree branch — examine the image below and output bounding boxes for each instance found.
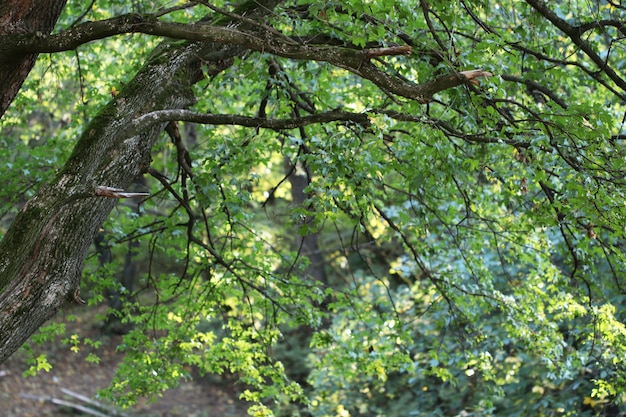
[500,74,568,109]
[575,19,626,37]
[462,0,626,102]
[129,108,371,133]
[1,13,492,103]
[525,0,626,93]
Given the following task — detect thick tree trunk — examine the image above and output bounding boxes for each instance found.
[0,39,201,362]
[0,0,67,118]
[0,0,283,364]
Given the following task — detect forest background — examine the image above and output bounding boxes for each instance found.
[1,0,626,416]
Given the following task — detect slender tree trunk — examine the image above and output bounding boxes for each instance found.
[103,177,145,334]
[287,162,327,284]
[0,0,67,118]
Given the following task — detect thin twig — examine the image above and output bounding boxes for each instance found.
[154,1,200,18]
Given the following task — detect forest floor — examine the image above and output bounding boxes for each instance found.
[0,304,250,417]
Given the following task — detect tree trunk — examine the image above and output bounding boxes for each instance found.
[0,40,196,362]
[0,0,67,118]
[0,0,283,363]
[287,163,328,285]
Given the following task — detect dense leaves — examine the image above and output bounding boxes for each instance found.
[2,0,626,416]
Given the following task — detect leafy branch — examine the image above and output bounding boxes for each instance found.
[2,13,492,103]
[128,108,371,134]
[525,0,626,92]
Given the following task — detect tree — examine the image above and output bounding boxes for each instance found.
[0,0,490,364]
[1,0,626,415]
[0,0,67,117]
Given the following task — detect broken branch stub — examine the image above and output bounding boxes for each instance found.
[95,186,149,199]
[460,69,494,85]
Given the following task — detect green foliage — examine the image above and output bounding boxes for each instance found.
[4,0,626,416]
[20,322,66,377]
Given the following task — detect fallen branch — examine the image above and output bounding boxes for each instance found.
[61,388,132,417]
[20,387,132,417]
[20,392,111,417]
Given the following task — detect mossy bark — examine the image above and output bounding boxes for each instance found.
[0,0,284,363]
[0,41,197,362]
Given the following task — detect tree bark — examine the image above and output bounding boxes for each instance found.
[0,0,67,118]
[0,0,283,365]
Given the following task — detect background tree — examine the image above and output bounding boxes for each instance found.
[1,0,626,416]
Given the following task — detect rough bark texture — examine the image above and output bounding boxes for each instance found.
[0,0,282,365]
[0,41,198,362]
[0,0,67,118]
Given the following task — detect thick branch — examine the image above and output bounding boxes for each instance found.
[130,108,371,133]
[0,0,67,118]
[1,13,492,103]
